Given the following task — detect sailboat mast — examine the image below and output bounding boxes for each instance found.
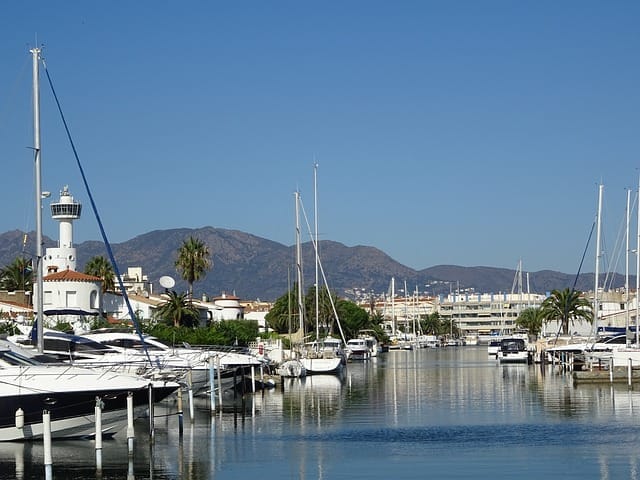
[31,47,44,354]
[594,183,603,336]
[625,188,631,343]
[295,191,304,334]
[404,279,408,335]
[314,163,319,342]
[391,277,396,335]
[636,177,640,346]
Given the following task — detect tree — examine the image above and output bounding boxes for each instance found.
[515,307,545,337]
[84,256,115,293]
[421,312,442,335]
[0,257,33,292]
[265,285,373,340]
[304,285,351,338]
[335,298,370,339]
[175,237,212,303]
[541,288,593,335]
[441,318,460,338]
[155,290,200,327]
[265,286,299,334]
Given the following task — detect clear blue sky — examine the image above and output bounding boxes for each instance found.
[1,1,638,275]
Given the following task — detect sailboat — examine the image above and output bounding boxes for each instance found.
[298,167,344,375]
[590,183,640,367]
[0,47,180,441]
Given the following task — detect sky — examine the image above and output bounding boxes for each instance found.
[0,1,639,276]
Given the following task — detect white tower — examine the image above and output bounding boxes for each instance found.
[43,185,82,273]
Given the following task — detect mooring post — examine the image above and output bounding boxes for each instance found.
[251,365,256,393]
[177,385,184,436]
[43,410,52,480]
[610,357,614,384]
[95,397,103,471]
[209,356,216,414]
[217,356,223,411]
[148,383,155,440]
[127,392,135,456]
[187,370,194,423]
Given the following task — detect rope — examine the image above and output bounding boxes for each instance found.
[41,60,152,366]
[551,219,596,346]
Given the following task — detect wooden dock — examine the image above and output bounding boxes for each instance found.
[573,367,640,386]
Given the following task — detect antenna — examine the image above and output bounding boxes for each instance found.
[159,276,175,290]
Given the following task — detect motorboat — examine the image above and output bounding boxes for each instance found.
[0,339,178,441]
[497,338,531,364]
[83,330,267,394]
[346,338,370,360]
[488,339,502,358]
[543,334,630,368]
[358,330,382,357]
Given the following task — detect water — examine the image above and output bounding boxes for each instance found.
[2,346,640,479]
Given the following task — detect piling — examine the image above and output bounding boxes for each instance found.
[43,410,52,480]
[148,384,155,440]
[216,356,223,411]
[95,397,103,471]
[209,356,216,414]
[251,366,256,393]
[126,392,135,456]
[187,370,194,423]
[610,358,614,384]
[177,386,184,436]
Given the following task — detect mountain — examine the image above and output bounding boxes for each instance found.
[0,227,625,302]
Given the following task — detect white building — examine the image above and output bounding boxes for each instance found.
[104,288,248,328]
[35,186,104,331]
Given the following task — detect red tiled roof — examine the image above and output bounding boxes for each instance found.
[44,270,102,282]
[0,300,31,310]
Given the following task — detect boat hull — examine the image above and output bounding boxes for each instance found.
[498,352,530,364]
[0,368,178,441]
[300,357,343,375]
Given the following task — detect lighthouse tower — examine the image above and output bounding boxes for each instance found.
[43,185,82,273]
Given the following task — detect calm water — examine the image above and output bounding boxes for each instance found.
[2,346,640,479]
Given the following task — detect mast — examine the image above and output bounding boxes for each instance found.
[404,279,408,336]
[625,188,631,344]
[31,46,44,354]
[314,163,320,343]
[636,177,640,346]
[391,277,396,335]
[593,183,603,336]
[295,191,304,335]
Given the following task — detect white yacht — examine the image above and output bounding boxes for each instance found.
[83,330,265,393]
[0,339,178,441]
[497,338,531,364]
[346,338,370,360]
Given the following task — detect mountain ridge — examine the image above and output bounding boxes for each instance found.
[0,227,623,302]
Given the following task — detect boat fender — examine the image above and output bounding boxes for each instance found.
[15,408,24,429]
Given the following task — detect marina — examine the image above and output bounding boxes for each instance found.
[5,346,640,479]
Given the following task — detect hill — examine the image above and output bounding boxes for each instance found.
[0,227,624,302]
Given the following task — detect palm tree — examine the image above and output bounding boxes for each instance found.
[421,312,442,335]
[541,288,593,335]
[155,290,200,327]
[0,257,33,292]
[175,237,212,303]
[84,256,115,293]
[515,307,545,337]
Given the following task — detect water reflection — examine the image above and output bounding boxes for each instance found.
[3,347,640,479]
